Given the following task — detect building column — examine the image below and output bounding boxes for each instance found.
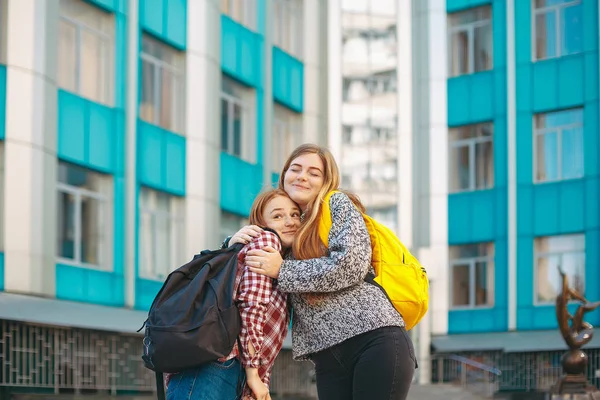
[3,0,58,296]
[185,0,222,253]
[412,0,449,384]
[262,0,273,186]
[326,0,342,160]
[303,0,328,147]
[124,0,139,308]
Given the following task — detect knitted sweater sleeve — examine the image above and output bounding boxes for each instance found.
[277,192,372,293]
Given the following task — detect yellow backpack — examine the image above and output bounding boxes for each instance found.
[318,191,429,331]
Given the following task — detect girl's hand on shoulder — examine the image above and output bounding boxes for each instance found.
[246,246,283,279]
[229,225,263,247]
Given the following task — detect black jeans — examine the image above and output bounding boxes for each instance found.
[311,326,416,400]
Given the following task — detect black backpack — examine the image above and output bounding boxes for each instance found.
[139,243,245,399]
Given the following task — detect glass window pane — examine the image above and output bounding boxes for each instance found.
[80,30,102,102]
[561,3,583,56]
[535,0,576,7]
[475,141,494,189]
[452,264,471,306]
[535,11,557,60]
[537,254,561,303]
[474,23,492,72]
[538,234,585,253]
[155,215,170,279]
[58,21,77,92]
[475,261,492,306]
[221,99,229,152]
[562,127,584,179]
[81,196,103,265]
[450,30,469,76]
[160,68,174,131]
[562,251,586,294]
[233,103,242,157]
[450,145,471,191]
[57,191,76,259]
[140,60,157,124]
[536,131,558,181]
[139,211,155,277]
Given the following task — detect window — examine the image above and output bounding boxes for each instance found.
[58,0,114,105]
[342,122,396,145]
[56,162,113,269]
[534,108,583,182]
[343,71,397,102]
[449,122,494,192]
[533,0,582,61]
[535,234,585,304]
[450,243,495,308]
[221,75,255,161]
[273,104,302,172]
[140,34,185,133]
[448,6,493,77]
[221,0,256,30]
[139,187,185,280]
[220,211,248,243]
[273,0,303,58]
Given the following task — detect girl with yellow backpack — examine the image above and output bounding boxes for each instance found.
[227,144,427,400]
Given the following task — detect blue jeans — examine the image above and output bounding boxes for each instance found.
[166,359,245,400]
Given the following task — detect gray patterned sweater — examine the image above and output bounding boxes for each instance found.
[277,192,405,361]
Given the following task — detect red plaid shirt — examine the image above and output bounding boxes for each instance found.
[221,230,290,399]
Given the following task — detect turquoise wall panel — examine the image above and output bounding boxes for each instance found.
[273,48,304,112]
[136,278,162,311]
[87,0,124,13]
[584,102,600,176]
[0,253,4,291]
[448,308,507,333]
[448,190,497,244]
[532,181,586,236]
[531,55,585,112]
[0,65,5,140]
[221,16,263,88]
[447,0,491,13]
[448,71,497,126]
[137,121,186,196]
[56,264,125,306]
[57,91,118,174]
[220,152,263,216]
[140,0,187,49]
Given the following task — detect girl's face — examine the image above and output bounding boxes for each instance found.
[283,153,325,210]
[262,195,301,248]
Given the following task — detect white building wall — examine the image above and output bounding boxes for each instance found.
[184,0,223,255]
[3,0,58,296]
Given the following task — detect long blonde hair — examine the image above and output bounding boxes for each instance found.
[278,144,365,259]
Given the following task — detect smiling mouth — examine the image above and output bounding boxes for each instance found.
[293,184,309,190]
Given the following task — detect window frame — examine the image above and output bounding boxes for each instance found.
[273,0,303,59]
[273,104,302,172]
[533,108,584,183]
[449,244,495,310]
[531,0,582,62]
[58,0,115,105]
[140,34,185,134]
[138,187,185,281]
[533,234,586,305]
[221,0,256,30]
[220,77,255,162]
[56,165,113,271]
[447,6,493,77]
[448,123,494,193]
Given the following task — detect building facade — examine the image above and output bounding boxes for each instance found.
[328,0,600,393]
[0,0,326,398]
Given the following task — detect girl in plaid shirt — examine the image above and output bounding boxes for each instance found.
[166,189,299,400]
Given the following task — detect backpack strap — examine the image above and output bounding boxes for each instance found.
[155,371,165,400]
